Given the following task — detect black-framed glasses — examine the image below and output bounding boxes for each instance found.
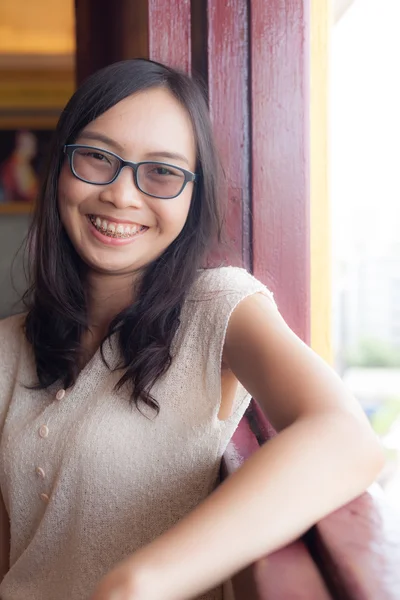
[63,144,198,200]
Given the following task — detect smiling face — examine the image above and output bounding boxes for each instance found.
[58,87,197,277]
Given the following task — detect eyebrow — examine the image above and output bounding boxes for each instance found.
[78,131,190,166]
[142,151,190,166]
[78,131,124,153]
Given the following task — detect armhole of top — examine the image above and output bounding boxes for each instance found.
[215,287,277,423]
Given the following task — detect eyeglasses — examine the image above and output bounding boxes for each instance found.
[63,144,198,200]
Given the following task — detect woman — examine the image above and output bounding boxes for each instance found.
[0,59,383,600]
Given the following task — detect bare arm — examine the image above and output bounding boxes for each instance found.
[0,491,10,583]
[91,293,384,600]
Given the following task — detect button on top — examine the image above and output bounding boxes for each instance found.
[35,467,45,479]
[39,425,49,438]
[55,389,66,400]
[40,493,49,503]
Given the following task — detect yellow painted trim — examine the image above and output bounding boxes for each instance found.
[0,1,75,55]
[310,0,333,362]
[0,203,33,215]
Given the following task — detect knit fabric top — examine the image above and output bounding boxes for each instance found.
[0,267,275,600]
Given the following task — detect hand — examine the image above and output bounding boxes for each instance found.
[89,557,151,600]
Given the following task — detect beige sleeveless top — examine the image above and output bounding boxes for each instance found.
[0,267,274,600]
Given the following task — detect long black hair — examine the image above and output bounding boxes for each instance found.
[23,58,222,413]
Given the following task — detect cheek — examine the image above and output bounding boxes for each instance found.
[156,192,192,234]
[58,165,90,220]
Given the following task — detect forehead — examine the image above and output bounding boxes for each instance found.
[80,87,196,162]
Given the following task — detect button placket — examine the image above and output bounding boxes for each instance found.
[38,424,49,438]
[56,388,66,401]
[36,425,49,499]
[35,387,67,505]
[35,390,60,503]
[35,466,46,479]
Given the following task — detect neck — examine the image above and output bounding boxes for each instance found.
[85,270,139,338]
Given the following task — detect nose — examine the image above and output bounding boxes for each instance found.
[98,165,144,209]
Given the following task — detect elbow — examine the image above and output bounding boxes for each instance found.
[341,412,386,489]
[309,409,386,493]
[365,434,386,484]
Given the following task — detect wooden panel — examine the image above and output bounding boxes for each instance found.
[0,203,32,215]
[207,0,250,268]
[223,409,400,599]
[0,55,74,116]
[308,490,400,599]
[232,542,331,600]
[75,0,119,84]
[311,0,332,363]
[250,0,311,342]
[148,0,191,71]
[75,0,190,84]
[119,0,149,61]
[75,0,149,85]
[190,0,208,82]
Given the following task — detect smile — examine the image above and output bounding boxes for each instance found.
[88,215,148,239]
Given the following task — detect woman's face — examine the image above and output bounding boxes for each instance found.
[58,88,196,276]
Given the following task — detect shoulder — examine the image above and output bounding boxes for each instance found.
[0,312,26,339]
[180,267,277,344]
[188,266,276,306]
[0,313,26,362]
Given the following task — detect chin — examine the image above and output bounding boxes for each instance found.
[81,252,147,276]
[88,261,139,276]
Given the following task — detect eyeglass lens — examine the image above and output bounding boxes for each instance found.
[72,147,186,198]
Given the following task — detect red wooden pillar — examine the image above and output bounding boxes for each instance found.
[75,0,192,83]
[147,0,191,71]
[207,0,251,270]
[250,0,311,341]
[204,0,310,338]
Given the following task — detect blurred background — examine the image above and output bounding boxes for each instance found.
[331,0,400,506]
[0,0,399,504]
[0,0,75,316]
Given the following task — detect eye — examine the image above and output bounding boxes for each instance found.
[150,165,183,177]
[153,166,175,176]
[85,151,110,163]
[75,148,113,165]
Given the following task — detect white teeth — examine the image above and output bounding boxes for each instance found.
[90,216,146,238]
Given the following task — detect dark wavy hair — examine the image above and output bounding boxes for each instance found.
[23,58,222,413]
